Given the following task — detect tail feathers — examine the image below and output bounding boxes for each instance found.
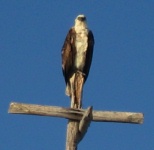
[74,73,84,108]
[65,72,84,109]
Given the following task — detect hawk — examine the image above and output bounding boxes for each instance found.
[61,14,94,108]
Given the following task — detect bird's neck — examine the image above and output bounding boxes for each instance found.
[74,21,88,33]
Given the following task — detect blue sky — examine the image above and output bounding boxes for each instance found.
[1,1,154,150]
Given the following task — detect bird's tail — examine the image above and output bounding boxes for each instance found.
[65,72,84,109]
[74,72,84,108]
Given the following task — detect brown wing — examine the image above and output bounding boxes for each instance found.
[61,28,76,84]
[83,30,94,82]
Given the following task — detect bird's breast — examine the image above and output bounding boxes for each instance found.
[75,29,88,70]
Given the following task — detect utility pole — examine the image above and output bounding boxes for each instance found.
[8,102,143,150]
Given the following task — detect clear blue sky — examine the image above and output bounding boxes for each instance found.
[1,1,154,150]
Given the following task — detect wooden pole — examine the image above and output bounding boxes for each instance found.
[8,102,144,150]
[65,106,93,150]
[66,119,79,150]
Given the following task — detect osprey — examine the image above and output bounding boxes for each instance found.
[61,14,94,108]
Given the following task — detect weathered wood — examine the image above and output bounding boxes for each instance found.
[66,119,79,150]
[78,106,93,144]
[66,106,93,150]
[8,102,144,124]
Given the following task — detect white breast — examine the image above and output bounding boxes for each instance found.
[75,29,88,70]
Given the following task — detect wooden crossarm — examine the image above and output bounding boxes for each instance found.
[8,102,143,124]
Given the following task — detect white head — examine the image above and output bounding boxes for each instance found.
[74,14,88,30]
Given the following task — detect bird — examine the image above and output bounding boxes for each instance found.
[61,14,94,108]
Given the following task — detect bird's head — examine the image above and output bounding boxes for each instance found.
[74,14,87,29]
[76,14,86,22]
